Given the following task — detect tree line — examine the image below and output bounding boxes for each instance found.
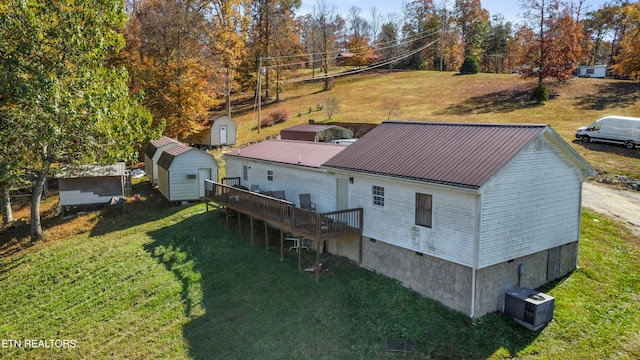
[1,0,640,239]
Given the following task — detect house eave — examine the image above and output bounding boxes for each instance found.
[321,165,482,193]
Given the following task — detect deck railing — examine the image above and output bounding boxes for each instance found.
[205,180,363,240]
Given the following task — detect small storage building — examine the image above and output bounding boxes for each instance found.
[185,115,236,149]
[144,136,181,186]
[57,162,129,207]
[157,144,219,202]
[280,124,353,142]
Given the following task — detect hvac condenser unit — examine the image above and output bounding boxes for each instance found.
[503,288,555,331]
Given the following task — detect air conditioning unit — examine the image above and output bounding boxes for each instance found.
[503,288,555,331]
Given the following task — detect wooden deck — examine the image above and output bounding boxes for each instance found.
[204,180,363,242]
[204,180,363,282]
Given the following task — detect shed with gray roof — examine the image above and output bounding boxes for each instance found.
[157,144,218,202]
[144,136,181,186]
[56,162,129,207]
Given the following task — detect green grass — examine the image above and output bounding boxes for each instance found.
[1,200,638,359]
[229,71,640,179]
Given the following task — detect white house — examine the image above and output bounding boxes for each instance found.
[185,115,237,149]
[217,121,595,317]
[224,140,348,211]
[57,162,129,207]
[157,144,219,202]
[144,136,181,186]
[575,64,607,78]
[323,121,595,317]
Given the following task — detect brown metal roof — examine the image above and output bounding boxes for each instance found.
[280,124,353,142]
[224,140,348,168]
[322,121,548,189]
[157,143,194,170]
[144,136,180,158]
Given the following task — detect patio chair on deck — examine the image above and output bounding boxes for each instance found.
[299,193,316,211]
[250,184,261,193]
[272,191,286,200]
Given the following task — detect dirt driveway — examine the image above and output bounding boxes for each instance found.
[582,182,640,236]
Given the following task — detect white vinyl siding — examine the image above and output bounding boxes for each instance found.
[158,150,218,201]
[145,143,179,186]
[349,175,477,266]
[478,136,583,268]
[225,158,337,212]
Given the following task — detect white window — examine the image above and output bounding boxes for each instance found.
[243,165,248,181]
[372,186,384,206]
[267,170,274,181]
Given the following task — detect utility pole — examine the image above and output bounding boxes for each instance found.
[257,57,263,134]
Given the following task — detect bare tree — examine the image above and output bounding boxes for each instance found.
[325,96,340,119]
[382,99,401,120]
[312,0,343,91]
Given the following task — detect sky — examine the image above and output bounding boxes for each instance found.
[298,0,613,26]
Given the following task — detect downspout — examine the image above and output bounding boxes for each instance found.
[470,192,482,318]
[576,175,586,268]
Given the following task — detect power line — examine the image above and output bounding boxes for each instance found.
[259,25,441,68]
[283,38,441,84]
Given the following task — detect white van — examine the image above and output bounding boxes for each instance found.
[575,115,640,149]
[329,138,357,145]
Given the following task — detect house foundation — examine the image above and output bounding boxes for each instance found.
[359,237,578,317]
[360,236,473,314]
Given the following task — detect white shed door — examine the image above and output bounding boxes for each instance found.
[219,125,228,145]
[198,168,211,198]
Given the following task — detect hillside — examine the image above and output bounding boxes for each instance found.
[226,70,640,179]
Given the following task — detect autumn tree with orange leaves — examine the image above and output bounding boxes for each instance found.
[124,0,219,140]
[612,2,640,78]
[519,0,584,102]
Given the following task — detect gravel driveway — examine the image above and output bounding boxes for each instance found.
[582,182,640,236]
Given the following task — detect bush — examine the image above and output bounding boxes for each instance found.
[459,56,479,74]
[531,83,549,103]
[268,109,290,124]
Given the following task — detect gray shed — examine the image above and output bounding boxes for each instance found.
[144,136,181,186]
[186,115,237,149]
[157,144,219,202]
[56,162,129,207]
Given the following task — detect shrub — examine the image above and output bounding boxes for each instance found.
[459,56,479,74]
[268,109,290,124]
[531,83,549,103]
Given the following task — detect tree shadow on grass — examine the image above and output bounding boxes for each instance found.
[143,210,548,359]
[436,85,546,116]
[573,82,640,111]
[88,179,186,238]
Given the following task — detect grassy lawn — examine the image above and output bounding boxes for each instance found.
[230,70,640,179]
[1,184,638,359]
